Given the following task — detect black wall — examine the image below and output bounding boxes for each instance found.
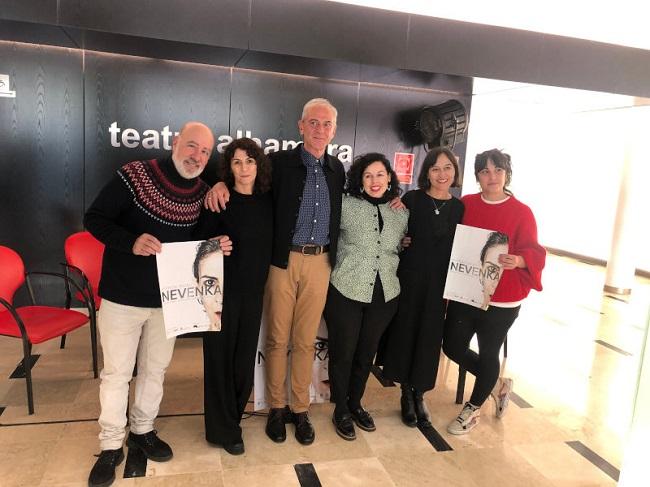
[0,41,471,304]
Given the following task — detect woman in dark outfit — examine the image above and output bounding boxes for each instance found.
[380,147,464,426]
[194,138,272,455]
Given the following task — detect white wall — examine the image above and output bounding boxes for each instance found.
[464,79,650,273]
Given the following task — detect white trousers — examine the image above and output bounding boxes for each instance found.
[97,299,176,450]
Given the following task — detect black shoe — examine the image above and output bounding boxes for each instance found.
[223,441,245,455]
[413,390,431,424]
[332,413,356,441]
[266,406,290,443]
[400,385,417,427]
[88,448,124,487]
[127,430,173,462]
[292,411,315,445]
[350,406,376,432]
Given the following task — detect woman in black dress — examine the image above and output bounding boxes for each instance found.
[380,147,464,426]
[194,138,272,455]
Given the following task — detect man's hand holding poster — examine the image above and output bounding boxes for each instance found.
[156,240,224,338]
[443,224,509,310]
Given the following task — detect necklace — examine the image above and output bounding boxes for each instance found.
[432,198,448,215]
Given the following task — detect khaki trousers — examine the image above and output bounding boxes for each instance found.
[264,251,331,412]
[97,299,176,450]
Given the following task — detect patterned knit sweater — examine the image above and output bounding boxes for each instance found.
[84,157,208,307]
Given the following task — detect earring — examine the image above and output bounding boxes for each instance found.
[387,183,392,191]
[360,186,364,193]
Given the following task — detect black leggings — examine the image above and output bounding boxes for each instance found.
[442,301,520,407]
[324,282,398,416]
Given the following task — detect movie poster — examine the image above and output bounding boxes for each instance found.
[443,224,509,310]
[156,240,224,338]
[253,317,330,411]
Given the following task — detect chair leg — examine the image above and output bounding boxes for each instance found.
[455,367,466,405]
[89,312,99,378]
[503,336,508,358]
[22,339,34,415]
[60,334,67,349]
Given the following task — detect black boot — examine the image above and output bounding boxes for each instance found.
[400,384,417,427]
[413,389,431,425]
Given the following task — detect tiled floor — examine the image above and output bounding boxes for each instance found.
[1,254,648,486]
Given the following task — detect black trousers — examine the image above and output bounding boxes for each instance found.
[442,301,520,407]
[323,281,398,416]
[202,291,263,444]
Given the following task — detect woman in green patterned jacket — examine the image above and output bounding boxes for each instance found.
[323,152,408,441]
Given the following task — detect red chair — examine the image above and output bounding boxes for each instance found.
[61,231,104,372]
[0,245,98,414]
[64,231,104,310]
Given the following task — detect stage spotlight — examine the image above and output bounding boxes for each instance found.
[399,99,467,150]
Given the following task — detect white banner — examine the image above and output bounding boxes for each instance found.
[253,317,331,411]
[156,240,224,338]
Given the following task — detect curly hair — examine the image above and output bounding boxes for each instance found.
[417,147,462,190]
[220,137,271,194]
[474,148,513,196]
[346,152,401,199]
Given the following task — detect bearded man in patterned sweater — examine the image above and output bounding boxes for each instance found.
[84,122,231,487]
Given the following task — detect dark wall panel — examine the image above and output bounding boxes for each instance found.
[83,52,231,204]
[229,70,358,161]
[0,42,83,273]
[59,0,250,50]
[0,0,58,24]
[355,84,470,195]
[251,0,409,66]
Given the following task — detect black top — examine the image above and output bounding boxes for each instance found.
[84,157,208,307]
[268,144,345,268]
[194,190,273,295]
[399,189,464,273]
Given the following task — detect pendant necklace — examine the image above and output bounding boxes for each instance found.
[432,198,448,215]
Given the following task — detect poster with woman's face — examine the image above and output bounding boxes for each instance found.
[443,224,508,310]
[156,240,224,338]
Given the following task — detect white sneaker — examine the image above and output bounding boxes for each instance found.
[491,377,513,418]
[447,402,480,435]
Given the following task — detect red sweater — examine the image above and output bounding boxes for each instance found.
[461,193,546,303]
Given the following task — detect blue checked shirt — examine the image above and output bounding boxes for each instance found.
[292,147,331,246]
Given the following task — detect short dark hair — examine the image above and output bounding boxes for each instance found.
[346,152,401,199]
[480,231,509,264]
[474,148,513,195]
[193,240,221,280]
[417,147,461,190]
[220,137,272,194]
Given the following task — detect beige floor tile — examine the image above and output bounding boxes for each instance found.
[222,464,300,487]
[135,471,223,485]
[513,442,617,486]
[363,414,437,457]
[313,457,396,487]
[379,451,479,487]
[448,446,557,487]
[144,440,222,477]
[0,438,57,486]
[40,435,114,485]
[0,422,65,444]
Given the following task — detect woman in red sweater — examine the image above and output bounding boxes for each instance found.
[443,148,546,435]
